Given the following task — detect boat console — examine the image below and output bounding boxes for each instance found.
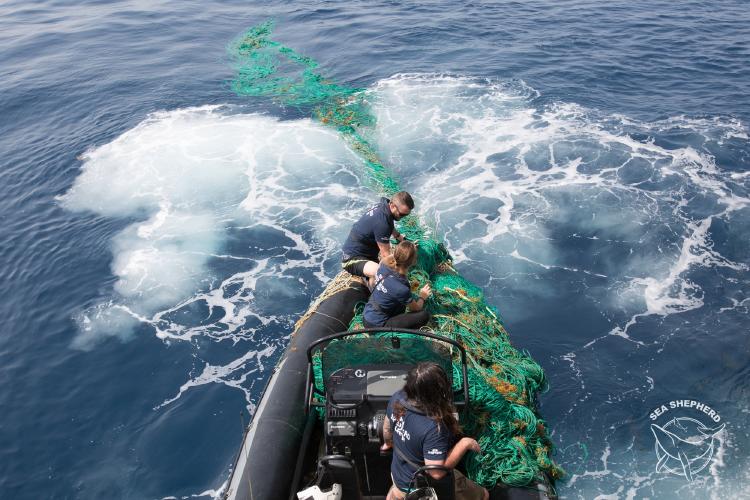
[324,364,408,457]
[297,328,469,500]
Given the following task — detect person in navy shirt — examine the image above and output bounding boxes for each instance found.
[342,191,414,280]
[381,363,489,500]
[362,240,431,330]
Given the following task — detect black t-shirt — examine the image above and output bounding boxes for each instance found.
[342,198,394,261]
[363,263,413,326]
[387,390,453,492]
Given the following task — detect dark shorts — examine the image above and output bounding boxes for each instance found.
[363,310,431,330]
[342,256,372,277]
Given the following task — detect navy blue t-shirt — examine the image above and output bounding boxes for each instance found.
[342,198,394,261]
[363,264,413,326]
[387,390,454,491]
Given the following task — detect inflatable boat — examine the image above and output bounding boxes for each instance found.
[223,272,555,500]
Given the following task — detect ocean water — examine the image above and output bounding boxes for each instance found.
[1,1,749,499]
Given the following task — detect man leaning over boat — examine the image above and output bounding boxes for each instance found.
[341,191,414,284]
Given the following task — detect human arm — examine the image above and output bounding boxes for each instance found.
[424,437,481,480]
[392,228,405,242]
[381,414,393,451]
[407,284,432,312]
[377,241,392,261]
[371,212,395,261]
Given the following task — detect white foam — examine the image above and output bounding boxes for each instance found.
[63,76,748,499]
[568,445,614,487]
[160,479,227,499]
[371,74,748,333]
[154,344,276,411]
[369,75,749,498]
[62,106,370,349]
[62,106,378,422]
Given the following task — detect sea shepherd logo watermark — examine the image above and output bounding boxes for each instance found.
[649,400,725,482]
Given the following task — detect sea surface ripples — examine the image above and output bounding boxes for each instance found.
[0,1,748,498]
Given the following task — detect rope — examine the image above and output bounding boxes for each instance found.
[292,272,366,333]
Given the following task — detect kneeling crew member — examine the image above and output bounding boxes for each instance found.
[362,240,431,330]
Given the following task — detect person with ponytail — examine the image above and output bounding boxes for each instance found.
[362,240,431,330]
[381,363,489,500]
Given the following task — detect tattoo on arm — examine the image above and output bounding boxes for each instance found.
[383,417,393,445]
[377,242,391,260]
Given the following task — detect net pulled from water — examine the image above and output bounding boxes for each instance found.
[229,21,564,489]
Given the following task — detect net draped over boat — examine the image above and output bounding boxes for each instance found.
[229,21,564,489]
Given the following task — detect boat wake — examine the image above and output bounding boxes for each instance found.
[62,74,750,498]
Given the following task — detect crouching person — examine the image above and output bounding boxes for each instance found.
[341,192,414,280]
[362,240,431,330]
[381,363,489,500]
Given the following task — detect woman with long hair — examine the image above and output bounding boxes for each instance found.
[362,240,431,329]
[381,362,489,500]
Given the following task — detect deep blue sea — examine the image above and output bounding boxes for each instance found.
[1,1,749,498]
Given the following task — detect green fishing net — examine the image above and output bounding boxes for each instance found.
[229,21,564,489]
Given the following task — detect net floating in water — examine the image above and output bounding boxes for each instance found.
[229,20,564,489]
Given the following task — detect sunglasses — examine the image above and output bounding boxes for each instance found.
[391,202,410,218]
